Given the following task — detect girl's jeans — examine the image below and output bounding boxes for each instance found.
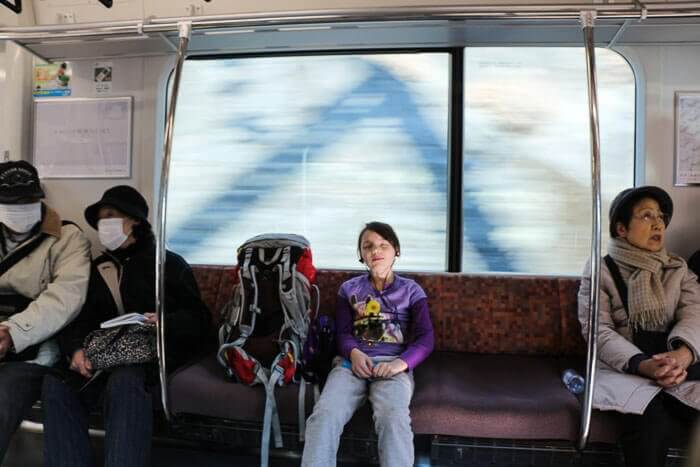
[301,358,414,467]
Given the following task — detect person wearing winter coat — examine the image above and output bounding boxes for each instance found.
[578,185,700,467]
[41,185,210,467]
[0,161,91,462]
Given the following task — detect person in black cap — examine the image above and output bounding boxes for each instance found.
[0,160,91,462]
[578,185,700,467]
[41,185,210,467]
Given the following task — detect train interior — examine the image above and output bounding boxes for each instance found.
[2,0,700,466]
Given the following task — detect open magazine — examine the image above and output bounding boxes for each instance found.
[100,312,148,329]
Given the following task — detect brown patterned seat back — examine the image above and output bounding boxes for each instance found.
[191,265,237,327]
[192,267,585,357]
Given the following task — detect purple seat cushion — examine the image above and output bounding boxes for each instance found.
[170,352,623,444]
[412,352,587,440]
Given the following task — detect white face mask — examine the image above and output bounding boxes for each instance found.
[0,202,42,234]
[98,218,128,251]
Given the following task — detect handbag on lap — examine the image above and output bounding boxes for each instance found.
[83,325,156,370]
[81,259,156,371]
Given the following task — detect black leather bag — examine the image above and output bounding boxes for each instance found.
[83,325,156,371]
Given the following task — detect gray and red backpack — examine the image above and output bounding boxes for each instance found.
[217,233,333,467]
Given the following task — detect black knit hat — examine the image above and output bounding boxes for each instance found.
[84,185,149,229]
[0,161,45,203]
[609,186,673,237]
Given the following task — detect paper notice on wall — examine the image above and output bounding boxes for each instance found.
[33,97,132,178]
[33,63,72,97]
[676,92,700,185]
[94,62,113,94]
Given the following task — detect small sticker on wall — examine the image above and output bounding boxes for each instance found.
[94,62,113,94]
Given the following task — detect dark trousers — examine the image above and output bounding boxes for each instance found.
[0,362,49,462]
[42,365,153,467]
[621,392,698,467]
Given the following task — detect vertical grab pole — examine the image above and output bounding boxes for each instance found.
[156,21,191,422]
[578,10,603,452]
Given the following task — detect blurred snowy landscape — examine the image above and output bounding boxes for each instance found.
[167,48,634,274]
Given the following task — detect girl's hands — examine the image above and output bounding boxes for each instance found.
[349,349,408,379]
[373,359,408,379]
[350,348,374,379]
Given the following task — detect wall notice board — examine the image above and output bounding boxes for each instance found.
[33,97,132,178]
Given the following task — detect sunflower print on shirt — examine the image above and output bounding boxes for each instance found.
[349,294,404,344]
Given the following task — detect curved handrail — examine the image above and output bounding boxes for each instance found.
[577,9,603,452]
[155,21,191,422]
[3,3,700,41]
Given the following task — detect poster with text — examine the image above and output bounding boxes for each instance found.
[33,63,72,97]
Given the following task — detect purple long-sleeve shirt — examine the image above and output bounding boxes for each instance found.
[336,273,434,370]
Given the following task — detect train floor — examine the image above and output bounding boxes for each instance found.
[1,430,683,467]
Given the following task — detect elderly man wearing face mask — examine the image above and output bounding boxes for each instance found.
[0,160,90,461]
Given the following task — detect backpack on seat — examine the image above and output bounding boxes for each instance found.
[217,233,320,467]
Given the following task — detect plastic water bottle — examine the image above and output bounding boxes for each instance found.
[562,369,585,395]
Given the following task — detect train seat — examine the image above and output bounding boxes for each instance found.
[411,352,581,440]
[168,352,317,426]
[171,267,622,450]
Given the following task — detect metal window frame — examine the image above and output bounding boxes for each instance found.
[183,46,461,272]
[447,48,465,272]
[164,40,603,451]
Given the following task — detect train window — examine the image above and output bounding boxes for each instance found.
[462,48,635,275]
[167,54,450,270]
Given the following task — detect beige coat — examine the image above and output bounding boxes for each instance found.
[578,256,700,414]
[0,206,90,355]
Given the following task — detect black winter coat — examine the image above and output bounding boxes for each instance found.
[58,237,211,372]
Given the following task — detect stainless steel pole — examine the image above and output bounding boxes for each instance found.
[156,20,191,422]
[578,9,603,452]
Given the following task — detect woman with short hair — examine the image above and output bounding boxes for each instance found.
[578,186,700,467]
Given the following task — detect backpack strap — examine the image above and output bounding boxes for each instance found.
[277,248,310,340]
[0,220,79,279]
[240,247,261,342]
[261,353,287,467]
[0,233,47,279]
[258,247,282,266]
[96,261,126,316]
[604,254,629,315]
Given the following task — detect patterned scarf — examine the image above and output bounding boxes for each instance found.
[607,238,682,331]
